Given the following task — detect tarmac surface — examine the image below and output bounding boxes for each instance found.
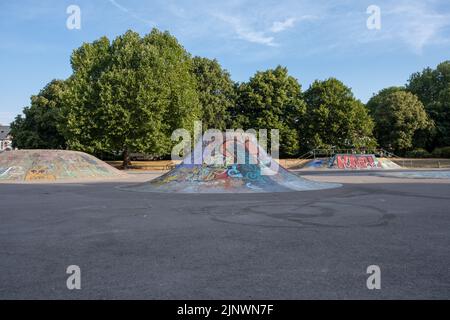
[0,171,449,299]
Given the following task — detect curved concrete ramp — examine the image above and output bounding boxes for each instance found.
[301,158,330,169]
[0,150,125,182]
[127,163,340,193]
[125,133,340,193]
[377,157,402,169]
[298,155,401,170]
[329,154,401,170]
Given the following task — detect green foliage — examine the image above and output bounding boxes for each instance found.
[234,66,306,157]
[10,80,67,149]
[405,148,431,158]
[365,86,405,114]
[431,146,450,158]
[192,57,236,130]
[301,78,376,152]
[61,29,201,160]
[367,89,433,153]
[11,28,450,161]
[407,61,450,148]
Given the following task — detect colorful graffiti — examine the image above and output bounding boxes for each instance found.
[0,150,124,181]
[330,154,382,170]
[128,133,341,193]
[303,159,328,169]
[187,133,273,168]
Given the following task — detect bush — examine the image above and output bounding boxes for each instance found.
[432,146,450,158]
[405,148,431,158]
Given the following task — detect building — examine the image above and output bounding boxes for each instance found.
[0,125,12,151]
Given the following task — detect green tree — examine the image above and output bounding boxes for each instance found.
[301,78,375,152]
[407,61,450,148]
[10,80,67,149]
[192,57,236,130]
[61,29,201,167]
[234,66,306,157]
[366,86,405,106]
[367,89,433,153]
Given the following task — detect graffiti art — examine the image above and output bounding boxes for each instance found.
[330,154,382,170]
[126,133,341,193]
[0,150,125,181]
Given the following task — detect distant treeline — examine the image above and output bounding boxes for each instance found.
[10,28,450,164]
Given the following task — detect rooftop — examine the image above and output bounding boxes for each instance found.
[0,126,11,140]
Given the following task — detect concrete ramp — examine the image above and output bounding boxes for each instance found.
[330,154,379,169]
[126,133,341,193]
[298,155,401,170]
[0,150,125,182]
[301,158,330,169]
[329,154,401,170]
[377,157,402,169]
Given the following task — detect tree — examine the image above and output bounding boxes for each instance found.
[234,66,306,157]
[61,29,201,167]
[10,80,67,149]
[367,89,433,153]
[366,86,405,105]
[407,61,450,148]
[192,57,236,130]
[301,78,375,152]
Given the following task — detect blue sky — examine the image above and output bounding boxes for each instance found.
[1,0,450,124]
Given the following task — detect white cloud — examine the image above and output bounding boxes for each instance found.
[270,18,296,33]
[213,14,317,47]
[295,0,450,55]
[108,0,155,26]
[215,14,277,47]
[385,1,450,53]
[106,0,450,53]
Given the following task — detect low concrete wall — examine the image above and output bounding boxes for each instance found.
[391,158,450,169]
[107,158,450,171]
[107,159,320,171]
[106,160,181,170]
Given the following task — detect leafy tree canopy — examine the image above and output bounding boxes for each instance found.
[367,89,433,153]
[235,66,306,157]
[301,78,376,152]
[192,57,236,130]
[407,61,450,148]
[10,79,67,149]
[61,29,201,165]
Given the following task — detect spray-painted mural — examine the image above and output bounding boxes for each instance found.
[127,133,341,193]
[329,154,401,170]
[0,150,124,181]
[330,154,381,170]
[303,159,328,169]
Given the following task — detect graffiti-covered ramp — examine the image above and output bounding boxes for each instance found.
[330,154,401,170]
[0,150,125,182]
[125,134,341,193]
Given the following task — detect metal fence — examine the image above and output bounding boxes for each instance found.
[307,148,396,159]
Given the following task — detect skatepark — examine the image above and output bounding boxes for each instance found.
[3,0,450,306]
[0,149,449,299]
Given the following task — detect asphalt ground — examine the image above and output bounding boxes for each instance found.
[0,171,449,299]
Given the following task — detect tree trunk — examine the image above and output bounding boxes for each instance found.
[122,147,131,169]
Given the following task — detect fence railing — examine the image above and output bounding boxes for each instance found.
[393,158,450,169]
[306,148,397,159]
